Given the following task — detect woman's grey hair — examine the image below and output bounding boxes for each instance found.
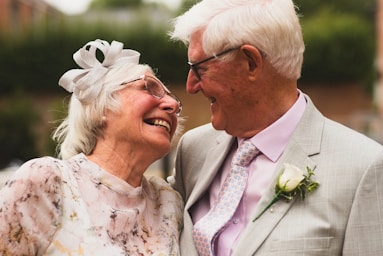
[53,40,154,159]
[169,0,305,80]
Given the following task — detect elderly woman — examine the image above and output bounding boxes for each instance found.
[0,39,183,255]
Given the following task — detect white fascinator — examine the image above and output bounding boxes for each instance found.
[59,39,140,104]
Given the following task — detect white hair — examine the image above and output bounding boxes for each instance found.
[53,63,152,159]
[170,0,305,79]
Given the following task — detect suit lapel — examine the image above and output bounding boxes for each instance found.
[185,133,235,210]
[233,96,324,255]
[180,131,235,256]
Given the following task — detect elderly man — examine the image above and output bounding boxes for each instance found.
[169,0,383,255]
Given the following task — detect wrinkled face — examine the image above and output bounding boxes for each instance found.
[186,31,263,137]
[104,72,180,159]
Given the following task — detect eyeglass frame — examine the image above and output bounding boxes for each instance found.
[188,47,240,81]
[121,74,182,116]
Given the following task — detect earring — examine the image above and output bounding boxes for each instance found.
[101,116,106,126]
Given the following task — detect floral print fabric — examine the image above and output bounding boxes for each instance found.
[0,153,183,255]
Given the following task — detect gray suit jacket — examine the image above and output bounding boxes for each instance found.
[172,96,383,255]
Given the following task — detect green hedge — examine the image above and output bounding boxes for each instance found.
[0,9,376,94]
[0,20,188,94]
[0,91,39,168]
[300,9,375,87]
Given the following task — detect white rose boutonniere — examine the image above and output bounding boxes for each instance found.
[253,163,319,222]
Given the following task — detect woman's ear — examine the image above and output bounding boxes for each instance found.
[240,45,263,80]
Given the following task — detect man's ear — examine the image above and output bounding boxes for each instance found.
[240,45,263,80]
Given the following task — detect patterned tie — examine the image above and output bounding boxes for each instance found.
[193,140,260,256]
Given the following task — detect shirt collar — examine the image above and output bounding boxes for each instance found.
[238,90,306,162]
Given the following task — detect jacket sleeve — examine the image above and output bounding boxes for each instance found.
[343,153,383,255]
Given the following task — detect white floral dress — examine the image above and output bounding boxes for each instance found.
[0,153,183,255]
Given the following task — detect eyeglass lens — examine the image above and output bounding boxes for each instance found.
[145,76,182,115]
[146,76,165,98]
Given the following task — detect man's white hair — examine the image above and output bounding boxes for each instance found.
[170,0,305,80]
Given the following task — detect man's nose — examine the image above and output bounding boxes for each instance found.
[186,69,201,94]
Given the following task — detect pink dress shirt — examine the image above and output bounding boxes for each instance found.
[191,91,307,256]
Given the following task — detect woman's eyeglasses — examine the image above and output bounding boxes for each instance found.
[121,75,182,116]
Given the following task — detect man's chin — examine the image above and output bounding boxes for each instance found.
[211,117,225,131]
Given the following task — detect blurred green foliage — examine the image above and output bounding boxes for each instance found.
[293,0,377,88]
[0,0,377,93]
[0,91,39,168]
[0,19,188,94]
[90,0,143,9]
[300,9,375,86]
[294,0,376,23]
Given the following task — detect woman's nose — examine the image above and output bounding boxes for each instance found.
[161,94,182,116]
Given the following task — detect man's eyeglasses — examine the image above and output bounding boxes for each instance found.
[188,47,240,81]
[121,75,182,116]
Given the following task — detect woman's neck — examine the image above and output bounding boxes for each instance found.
[87,141,152,187]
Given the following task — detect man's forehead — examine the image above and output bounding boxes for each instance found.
[188,31,205,62]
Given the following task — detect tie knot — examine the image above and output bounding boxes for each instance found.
[232,140,259,167]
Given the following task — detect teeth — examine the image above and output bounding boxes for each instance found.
[153,119,171,132]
